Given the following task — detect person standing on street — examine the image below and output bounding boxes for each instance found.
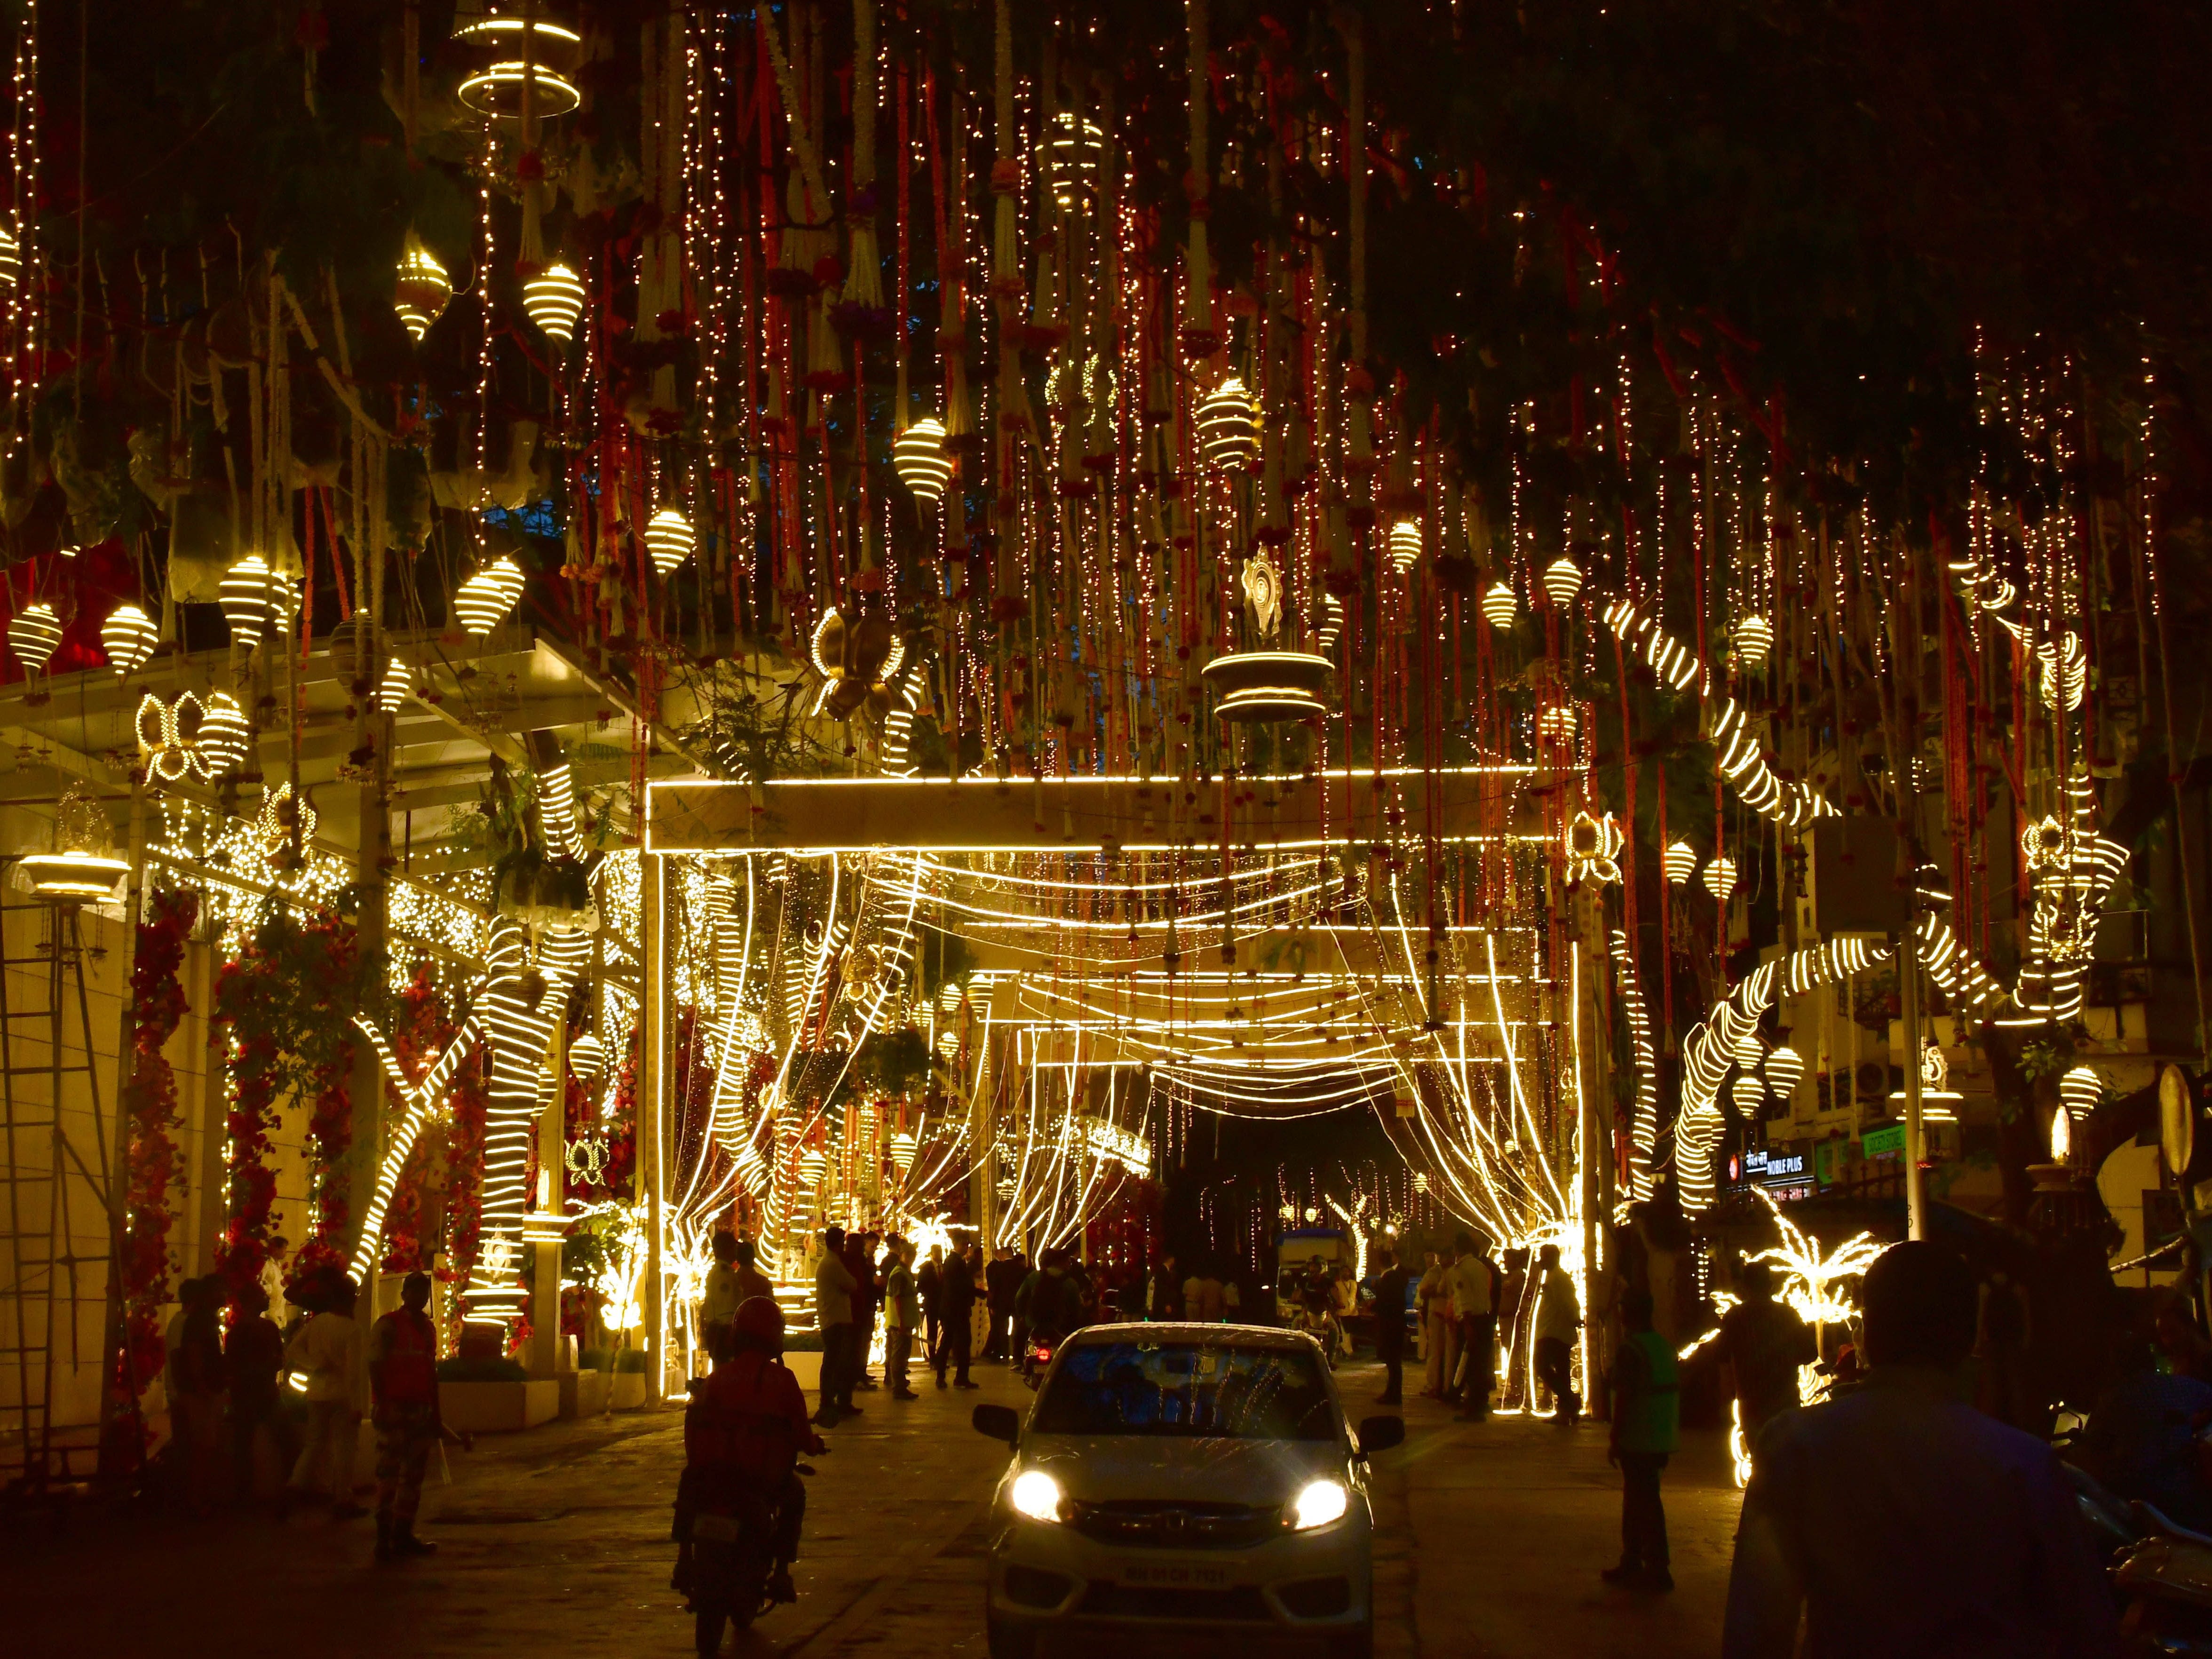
[225,1280,294,1507]
[1149,1251,1184,1321]
[917,1246,944,1373]
[1416,1249,1448,1398]
[369,1271,468,1562]
[847,1231,882,1392]
[166,1276,227,1511]
[813,1227,859,1425]
[883,1240,921,1400]
[1711,1262,1816,1458]
[936,1242,979,1389]
[1606,1290,1680,1592]
[732,1237,774,1305]
[1723,1242,2118,1658]
[284,1276,367,1517]
[1532,1243,1583,1421]
[1444,1234,1494,1416]
[1372,1249,1411,1405]
[983,1247,1021,1360]
[700,1231,745,1363]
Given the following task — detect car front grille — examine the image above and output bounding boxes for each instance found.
[1067,1499,1283,1550]
[1078,1582,1274,1621]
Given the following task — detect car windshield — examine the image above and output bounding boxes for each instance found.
[1031,1340,1337,1440]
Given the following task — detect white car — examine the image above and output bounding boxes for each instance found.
[972,1321,1403,1659]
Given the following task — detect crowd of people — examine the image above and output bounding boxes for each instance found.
[151,1267,471,1562]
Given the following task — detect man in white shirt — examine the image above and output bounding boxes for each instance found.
[1532,1243,1583,1421]
[812,1227,859,1426]
[284,1276,367,1517]
[1446,1235,1498,1419]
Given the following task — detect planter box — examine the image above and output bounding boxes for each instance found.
[563,1368,610,1419]
[440,1380,560,1434]
[610,1371,649,1411]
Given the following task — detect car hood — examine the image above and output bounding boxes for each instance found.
[1019,1433,1345,1507]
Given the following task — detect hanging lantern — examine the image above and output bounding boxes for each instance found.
[393,240,452,343]
[1043,111,1108,210]
[938,981,965,1015]
[2059,1064,2102,1121]
[197,692,251,779]
[1763,1043,1806,1098]
[889,1131,917,1175]
[643,507,696,577]
[1387,519,1421,575]
[1731,1028,1765,1068]
[0,220,18,291]
[220,554,274,644]
[1704,855,1738,903]
[1662,840,1698,885]
[1543,556,1585,610]
[452,556,525,636]
[1317,593,1345,653]
[101,603,158,676]
[8,602,61,675]
[1536,704,1577,743]
[1195,377,1260,472]
[567,1032,604,1085]
[21,787,128,905]
[799,1148,827,1187]
[522,261,587,343]
[1481,580,1518,630]
[1731,1074,1768,1115]
[1735,614,1774,670]
[892,418,953,503]
[374,657,411,714]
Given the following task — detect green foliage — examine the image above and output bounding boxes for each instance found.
[679,667,840,785]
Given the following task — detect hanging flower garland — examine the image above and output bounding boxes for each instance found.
[115,888,198,1397]
[603,1030,641,1202]
[288,911,361,1284]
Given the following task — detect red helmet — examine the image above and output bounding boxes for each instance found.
[733,1295,785,1353]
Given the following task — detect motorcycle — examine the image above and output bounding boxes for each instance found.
[683,1460,817,1654]
[1022,1332,1057,1389]
[2065,1452,2212,1653]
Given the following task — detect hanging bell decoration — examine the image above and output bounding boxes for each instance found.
[1735,613,1774,670]
[567,1032,605,1085]
[8,602,61,675]
[892,418,953,503]
[1704,854,1738,903]
[1195,376,1260,473]
[1387,519,1421,575]
[452,556,526,636]
[1731,1073,1769,1114]
[393,239,452,343]
[1764,1043,1806,1097]
[523,261,587,343]
[1543,556,1585,610]
[1663,840,1699,885]
[197,691,252,779]
[220,554,274,644]
[643,507,697,577]
[101,603,158,676]
[1481,580,1518,630]
[374,657,412,714]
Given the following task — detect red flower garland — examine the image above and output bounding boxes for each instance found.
[115,888,198,1398]
[288,913,360,1285]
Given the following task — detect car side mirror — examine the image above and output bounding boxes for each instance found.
[1357,1415,1405,1455]
[974,1403,1023,1445]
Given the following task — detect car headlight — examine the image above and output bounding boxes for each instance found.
[1010,1468,1065,1524]
[1292,1478,1349,1531]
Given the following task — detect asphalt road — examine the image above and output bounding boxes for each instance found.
[0,1352,1741,1658]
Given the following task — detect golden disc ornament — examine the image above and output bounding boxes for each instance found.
[101,603,158,676]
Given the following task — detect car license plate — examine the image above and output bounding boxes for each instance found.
[691,1513,742,1543]
[1121,1559,1229,1589]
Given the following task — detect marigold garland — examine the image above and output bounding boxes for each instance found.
[115,888,198,1399]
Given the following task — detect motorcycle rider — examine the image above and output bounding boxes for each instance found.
[680,1295,826,1626]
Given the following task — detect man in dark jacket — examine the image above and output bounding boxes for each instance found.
[936,1243,979,1389]
[225,1279,295,1508]
[1371,1249,1411,1404]
[917,1248,944,1372]
[984,1247,1024,1360]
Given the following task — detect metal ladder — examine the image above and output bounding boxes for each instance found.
[0,899,118,1499]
